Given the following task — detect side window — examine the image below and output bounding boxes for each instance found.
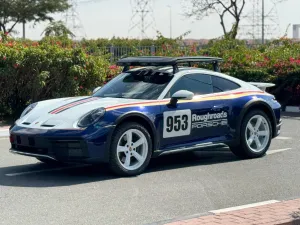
[166,74,213,97]
[212,76,240,93]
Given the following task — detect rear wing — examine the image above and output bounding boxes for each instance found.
[116,56,223,74]
[249,82,275,91]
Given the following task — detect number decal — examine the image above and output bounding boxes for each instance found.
[174,115,181,131]
[166,116,173,132]
[163,110,191,138]
[182,115,188,131]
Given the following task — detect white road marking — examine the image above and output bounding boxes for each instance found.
[275,136,292,140]
[267,148,292,155]
[210,200,280,214]
[5,164,90,177]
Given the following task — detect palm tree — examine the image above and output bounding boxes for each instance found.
[42,20,75,38]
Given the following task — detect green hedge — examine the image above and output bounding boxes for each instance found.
[0,34,119,118]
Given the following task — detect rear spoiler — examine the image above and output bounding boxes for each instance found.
[249,82,275,92]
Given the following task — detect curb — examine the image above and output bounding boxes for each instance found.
[0,126,10,138]
[163,199,300,225]
[284,106,300,113]
[0,126,10,131]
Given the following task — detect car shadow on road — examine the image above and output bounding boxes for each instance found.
[0,148,239,188]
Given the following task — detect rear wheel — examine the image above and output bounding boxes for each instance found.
[109,122,152,176]
[230,110,272,159]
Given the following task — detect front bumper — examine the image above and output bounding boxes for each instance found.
[274,119,282,137]
[10,149,58,161]
[9,125,115,163]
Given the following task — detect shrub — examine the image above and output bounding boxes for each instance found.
[201,38,300,106]
[0,34,111,118]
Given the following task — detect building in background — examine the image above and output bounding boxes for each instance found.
[293,24,300,39]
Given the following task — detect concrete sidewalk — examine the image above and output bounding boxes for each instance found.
[165,199,300,225]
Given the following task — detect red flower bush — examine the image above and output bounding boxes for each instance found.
[109,65,118,70]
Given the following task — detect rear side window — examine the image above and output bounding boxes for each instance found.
[212,76,240,93]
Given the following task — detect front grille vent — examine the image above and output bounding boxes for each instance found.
[22,122,31,125]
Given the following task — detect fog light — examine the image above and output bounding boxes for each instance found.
[68,148,83,157]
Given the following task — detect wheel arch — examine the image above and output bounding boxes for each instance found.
[237,99,277,139]
[114,112,158,151]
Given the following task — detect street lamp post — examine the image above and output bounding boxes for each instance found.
[262,0,265,44]
[167,5,172,39]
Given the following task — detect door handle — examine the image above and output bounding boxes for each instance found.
[212,105,224,112]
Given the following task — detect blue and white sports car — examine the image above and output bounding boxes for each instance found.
[9,56,282,176]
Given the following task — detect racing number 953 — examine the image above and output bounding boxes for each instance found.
[166,115,189,132]
[163,110,191,138]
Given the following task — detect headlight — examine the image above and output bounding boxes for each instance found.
[20,103,38,118]
[77,108,106,128]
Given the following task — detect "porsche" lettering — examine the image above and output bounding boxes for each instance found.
[192,119,228,129]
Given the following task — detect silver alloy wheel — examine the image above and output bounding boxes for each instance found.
[245,115,270,153]
[116,129,148,171]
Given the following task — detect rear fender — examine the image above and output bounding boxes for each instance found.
[235,99,277,144]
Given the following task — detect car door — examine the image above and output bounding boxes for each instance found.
[159,73,228,150]
[211,75,242,138]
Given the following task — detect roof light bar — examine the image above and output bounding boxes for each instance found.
[117,56,223,73]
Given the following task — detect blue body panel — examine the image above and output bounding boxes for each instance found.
[9,92,281,163]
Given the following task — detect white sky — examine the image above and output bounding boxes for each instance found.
[11,0,300,40]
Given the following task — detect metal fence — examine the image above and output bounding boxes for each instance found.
[93,44,259,63]
[96,45,163,63]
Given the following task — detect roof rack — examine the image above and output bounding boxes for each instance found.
[116,56,223,74]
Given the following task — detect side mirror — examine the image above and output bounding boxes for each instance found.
[169,90,194,107]
[92,86,101,94]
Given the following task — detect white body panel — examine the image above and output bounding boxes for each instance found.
[17,97,149,129]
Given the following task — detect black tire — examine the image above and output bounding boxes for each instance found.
[230,110,272,159]
[36,157,63,165]
[109,122,152,176]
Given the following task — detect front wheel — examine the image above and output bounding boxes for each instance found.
[231,110,272,159]
[109,122,152,176]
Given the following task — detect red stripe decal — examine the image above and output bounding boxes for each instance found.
[49,97,99,114]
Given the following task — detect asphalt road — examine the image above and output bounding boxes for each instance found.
[0,113,300,225]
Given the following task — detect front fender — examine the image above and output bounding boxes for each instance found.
[111,111,159,152]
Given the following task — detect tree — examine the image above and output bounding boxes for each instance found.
[0,0,70,34]
[184,0,246,39]
[42,20,75,38]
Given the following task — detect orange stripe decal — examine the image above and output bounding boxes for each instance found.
[105,91,268,111]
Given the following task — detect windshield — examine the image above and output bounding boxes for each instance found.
[93,71,173,100]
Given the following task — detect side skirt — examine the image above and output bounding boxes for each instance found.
[153,142,229,157]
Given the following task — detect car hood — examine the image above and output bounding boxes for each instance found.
[16,96,150,129]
